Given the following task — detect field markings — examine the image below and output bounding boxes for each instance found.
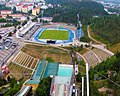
[39,30,69,40]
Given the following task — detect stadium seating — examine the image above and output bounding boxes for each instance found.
[83,48,112,67]
[92,48,112,61]
[23,25,39,40]
[83,51,99,67]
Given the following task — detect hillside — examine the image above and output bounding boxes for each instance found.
[89,52,120,96]
[90,15,120,45]
[44,0,107,24]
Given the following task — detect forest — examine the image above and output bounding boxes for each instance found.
[44,0,107,25]
[89,52,120,96]
[90,15,120,44]
[35,77,51,96]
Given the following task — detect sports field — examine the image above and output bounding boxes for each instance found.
[39,30,69,40]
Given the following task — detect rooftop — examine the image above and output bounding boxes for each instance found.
[0,10,12,12]
[54,76,71,84]
[22,6,28,8]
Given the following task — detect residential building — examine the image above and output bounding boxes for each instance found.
[32,7,40,16]
[36,7,40,14]
[16,4,23,12]
[32,8,37,16]
[0,14,23,19]
[0,65,9,79]
[28,4,34,11]
[0,10,12,15]
[22,6,28,13]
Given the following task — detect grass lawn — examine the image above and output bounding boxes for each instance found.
[22,44,72,63]
[8,62,32,81]
[108,43,120,53]
[39,30,69,40]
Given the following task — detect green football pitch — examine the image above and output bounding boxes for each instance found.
[39,30,69,40]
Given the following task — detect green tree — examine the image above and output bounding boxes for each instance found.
[0,78,6,86]
[80,36,91,43]
[5,79,23,96]
[0,18,6,22]
[9,78,17,87]
[76,72,82,82]
[6,15,13,19]
[0,4,11,10]
[8,32,12,37]
[27,16,30,20]
[90,81,101,96]
[22,20,27,26]
[13,7,16,13]
[35,77,51,96]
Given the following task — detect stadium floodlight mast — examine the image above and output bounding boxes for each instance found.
[86,63,90,96]
[77,14,82,27]
[82,77,84,96]
[77,13,79,21]
[41,10,44,25]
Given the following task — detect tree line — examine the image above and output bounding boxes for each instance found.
[0,18,20,28]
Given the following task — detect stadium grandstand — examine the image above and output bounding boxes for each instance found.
[83,48,112,67]
[92,48,112,61]
[17,21,35,37]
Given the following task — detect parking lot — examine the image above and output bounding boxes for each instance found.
[0,46,17,65]
[0,27,15,37]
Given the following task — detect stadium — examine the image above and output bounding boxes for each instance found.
[33,27,75,44]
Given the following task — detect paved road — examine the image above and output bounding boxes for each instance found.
[76,52,89,96]
[5,33,25,65]
[86,25,114,55]
[75,40,114,56]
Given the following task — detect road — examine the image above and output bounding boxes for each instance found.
[76,52,89,96]
[75,40,114,56]
[5,33,25,65]
[87,25,102,44]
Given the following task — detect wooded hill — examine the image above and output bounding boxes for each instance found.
[89,52,120,96]
[90,15,120,44]
[44,0,107,24]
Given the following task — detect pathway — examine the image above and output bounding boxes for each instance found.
[87,25,101,44]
